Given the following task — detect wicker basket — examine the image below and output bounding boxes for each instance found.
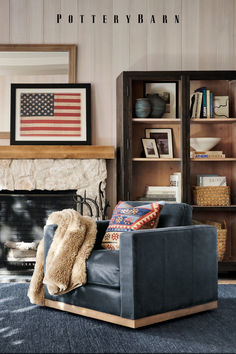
[193,186,230,206]
[217,228,227,262]
[192,218,227,261]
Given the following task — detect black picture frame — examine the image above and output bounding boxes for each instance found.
[145,128,173,158]
[10,83,91,145]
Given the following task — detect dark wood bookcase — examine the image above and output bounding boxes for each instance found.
[116,71,236,274]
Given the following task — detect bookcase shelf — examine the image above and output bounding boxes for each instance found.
[117,70,236,273]
[191,118,236,123]
[133,158,181,162]
[132,118,181,123]
[192,205,236,210]
[191,158,236,161]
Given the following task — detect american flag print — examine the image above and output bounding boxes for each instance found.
[20,92,81,137]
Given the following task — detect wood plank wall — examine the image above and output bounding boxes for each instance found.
[0,0,235,209]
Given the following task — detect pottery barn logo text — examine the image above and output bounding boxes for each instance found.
[56,14,180,24]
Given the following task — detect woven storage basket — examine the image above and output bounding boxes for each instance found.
[192,218,227,261]
[193,186,230,206]
[217,228,227,262]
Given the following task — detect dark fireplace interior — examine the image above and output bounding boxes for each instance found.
[0,190,77,279]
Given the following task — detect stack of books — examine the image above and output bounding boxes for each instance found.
[196,174,227,186]
[139,186,177,203]
[190,86,213,118]
[191,151,225,159]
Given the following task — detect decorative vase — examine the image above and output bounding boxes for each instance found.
[146,93,166,118]
[135,98,152,118]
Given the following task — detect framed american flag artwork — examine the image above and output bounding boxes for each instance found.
[10,83,91,145]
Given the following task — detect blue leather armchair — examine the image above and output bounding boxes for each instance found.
[43,203,218,328]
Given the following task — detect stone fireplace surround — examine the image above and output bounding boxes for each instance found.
[0,145,114,205]
[0,158,107,199]
[0,145,114,282]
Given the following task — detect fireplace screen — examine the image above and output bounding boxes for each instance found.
[0,190,77,274]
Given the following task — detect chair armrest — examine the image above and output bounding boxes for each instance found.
[119,225,218,319]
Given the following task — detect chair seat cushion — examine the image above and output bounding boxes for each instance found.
[86,249,120,289]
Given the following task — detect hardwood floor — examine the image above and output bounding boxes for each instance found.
[218,279,236,284]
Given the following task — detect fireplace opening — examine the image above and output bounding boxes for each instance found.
[0,189,77,280]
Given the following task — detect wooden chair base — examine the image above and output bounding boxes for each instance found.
[44,299,218,329]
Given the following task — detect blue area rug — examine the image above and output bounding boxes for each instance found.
[0,284,236,353]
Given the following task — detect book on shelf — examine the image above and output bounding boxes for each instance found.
[202,87,207,118]
[196,174,218,186]
[145,186,177,194]
[191,151,225,158]
[145,192,176,197]
[192,151,224,154]
[190,92,202,118]
[193,154,225,159]
[144,194,176,199]
[170,172,182,202]
[195,86,207,118]
[210,92,214,118]
[196,174,227,186]
[193,87,216,118]
[206,89,210,118]
[200,176,226,186]
[196,92,203,118]
[142,185,177,203]
[139,196,177,202]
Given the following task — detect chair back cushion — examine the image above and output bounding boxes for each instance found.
[126,202,192,227]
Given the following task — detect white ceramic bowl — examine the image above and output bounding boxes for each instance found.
[190,137,221,151]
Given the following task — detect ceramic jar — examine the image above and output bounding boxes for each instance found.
[135,98,152,118]
[146,93,166,118]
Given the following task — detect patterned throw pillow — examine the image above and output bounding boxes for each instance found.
[101,201,163,250]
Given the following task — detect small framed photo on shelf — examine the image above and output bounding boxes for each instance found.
[142,138,160,158]
[145,82,178,118]
[145,128,173,158]
[10,83,91,145]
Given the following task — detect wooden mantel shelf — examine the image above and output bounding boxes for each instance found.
[0,145,115,159]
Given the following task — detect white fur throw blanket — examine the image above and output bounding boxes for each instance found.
[28,209,97,306]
